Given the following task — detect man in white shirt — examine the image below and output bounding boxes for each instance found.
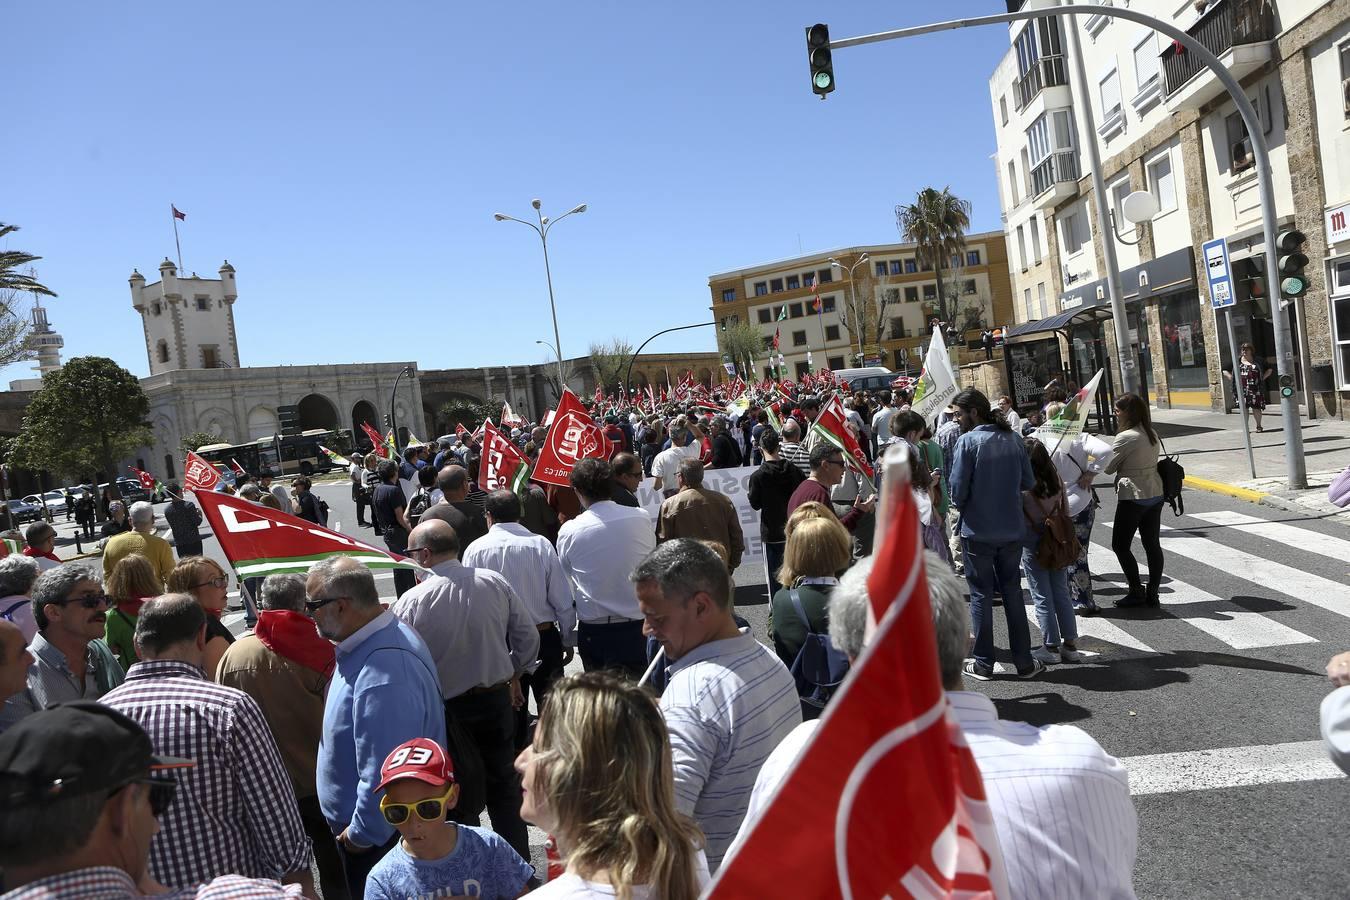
[737,552,1138,900]
[870,391,898,453]
[463,489,577,739]
[556,458,655,678]
[391,519,538,861]
[650,418,702,495]
[997,395,1023,433]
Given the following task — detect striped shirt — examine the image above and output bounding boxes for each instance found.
[660,630,801,872]
[100,660,312,888]
[0,866,304,899]
[778,441,812,478]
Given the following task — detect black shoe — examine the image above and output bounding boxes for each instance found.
[1114,585,1148,608]
[1074,603,1100,616]
[1145,585,1161,608]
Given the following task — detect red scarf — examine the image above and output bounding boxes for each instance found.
[22,547,59,563]
[116,594,153,617]
[255,609,336,677]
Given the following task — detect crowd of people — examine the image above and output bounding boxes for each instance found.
[0,369,1335,900]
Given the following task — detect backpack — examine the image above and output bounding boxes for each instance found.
[787,589,849,718]
[1025,492,1081,571]
[1156,438,1186,516]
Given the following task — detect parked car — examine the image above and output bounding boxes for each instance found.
[110,478,149,505]
[6,498,41,525]
[840,370,902,394]
[21,493,66,518]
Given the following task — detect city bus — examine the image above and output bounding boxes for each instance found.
[194,428,352,479]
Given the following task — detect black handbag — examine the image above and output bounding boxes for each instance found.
[1156,438,1185,517]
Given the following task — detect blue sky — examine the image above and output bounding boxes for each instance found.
[4,2,1011,384]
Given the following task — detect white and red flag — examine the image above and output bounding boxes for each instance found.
[183,451,222,491]
[531,388,607,488]
[811,394,875,482]
[480,421,531,494]
[228,457,248,477]
[454,422,468,440]
[360,421,389,459]
[501,402,523,427]
[709,449,1009,898]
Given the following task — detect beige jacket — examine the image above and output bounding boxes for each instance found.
[1104,427,1163,500]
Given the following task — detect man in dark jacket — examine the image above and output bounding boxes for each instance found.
[161,485,204,558]
[709,416,742,469]
[747,431,804,594]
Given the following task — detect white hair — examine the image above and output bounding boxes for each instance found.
[129,501,155,528]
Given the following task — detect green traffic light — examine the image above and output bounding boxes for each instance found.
[814,72,833,90]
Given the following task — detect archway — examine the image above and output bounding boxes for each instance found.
[351,400,378,443]
[246,405,277,440]
[297,393,339,432]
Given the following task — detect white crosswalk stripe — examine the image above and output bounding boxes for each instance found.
[1188,510,1350,565]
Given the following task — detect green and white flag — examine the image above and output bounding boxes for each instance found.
[910,325,959,422]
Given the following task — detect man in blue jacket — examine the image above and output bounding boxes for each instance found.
[309,556,447,899]
[948,388,1041,681]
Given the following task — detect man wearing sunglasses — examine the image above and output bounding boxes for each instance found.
[0,700,304,898]
[365,738,532,900]
[0,564,124,733]
[785,443,875,532]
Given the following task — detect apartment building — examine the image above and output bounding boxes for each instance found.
[707,233,1014,381]
[991,0,1350,415]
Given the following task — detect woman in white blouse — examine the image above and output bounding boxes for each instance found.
[1042,402,1115,615]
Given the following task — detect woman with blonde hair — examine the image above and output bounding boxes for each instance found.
[516,671,707,899]
[166,555,235,677]
[104,554,163,671]
[783,499,835,537]
[769,513,852,670]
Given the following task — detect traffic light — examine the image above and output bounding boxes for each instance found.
[1236,257,1270,319]
[806,24,834,97]
[1277,229,1308,300]
[384,414,392,430]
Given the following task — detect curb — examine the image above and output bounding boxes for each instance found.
[1182,476,1269,504]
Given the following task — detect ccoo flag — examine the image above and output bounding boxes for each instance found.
[480,421,532,494]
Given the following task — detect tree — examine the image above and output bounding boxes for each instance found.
[0,223,58,371]
[896,187,972,326]
[437,396,500,431]
[717,321,765,379]
[538,359,585,404]
[588,339,635,395]
[0,224,56,298]
[179,431,222,456]
[9,357,152,481]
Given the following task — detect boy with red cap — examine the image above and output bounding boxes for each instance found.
[365,737,534,900]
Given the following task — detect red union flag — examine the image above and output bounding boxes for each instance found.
[360,421,389,459]
[480,421,531,494]
[811,394,875,480]
[531,388,606,487]
[128,466,159,496]
[198,489,422,582]
[183,452,222,491]
[455,422,467,439]
[709,464,1008,899]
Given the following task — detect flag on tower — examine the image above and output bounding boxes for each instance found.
[171,205,186,221]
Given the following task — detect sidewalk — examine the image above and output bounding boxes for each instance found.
[1146,406,1350,523]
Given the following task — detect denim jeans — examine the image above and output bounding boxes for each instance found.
[963,538,1032,671]
[1021,547,1077,648]
[764,541,786,596]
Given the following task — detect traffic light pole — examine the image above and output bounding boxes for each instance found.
[822,3,1307,489]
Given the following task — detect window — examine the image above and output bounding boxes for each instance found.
[762,336,775,352]
[967,250,981,266]
[963,280,977,295]
[1000,94,1009,125]
[905,259,918,274]
[195,297,210,311]
[1148,151,1176,213]
[1029,217,1043,264]
[890,260,903,275]
[793,330,807,346]
[201,346,219,369]
[1007,160,1020,206]
[156,340,169,363]
[1111,179,1133,233]
[1037,282,1048,318]
[920,259,932,271]
[1342,41,1350,119]
[923,284,937,300]
[950,254,961,268]
[1061,211,1087,255]
[757,308,771,324]
[722,288,736,303]
[770,278,784,293]
[825,324,840,341]
[1133,33,1160,93]
[1332,260,1350,387]
[164,454,176,479]
[786,275,800,290]
[1098,68,1124,138]
[817,269,833,283]
[1017,224,1029,270]
[803,272,815,287]
[152,302,162,316]
[795,361,810,380]
[904,286,919,303]
[828,356,846,370]
[1226,111,1254,174]
[789,302,804,318]
[875,261,887,277]
[1024,288,1033,319]
[822,296,836,313]
[754,281,768,296]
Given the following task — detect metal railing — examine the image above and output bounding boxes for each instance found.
[1030,149,1079,197]
[1014,52,1067,110]
[1161,0,1273,97]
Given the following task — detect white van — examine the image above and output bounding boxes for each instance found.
[831,367,891,390]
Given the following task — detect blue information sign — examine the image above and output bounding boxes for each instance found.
[1202,237,1236,310]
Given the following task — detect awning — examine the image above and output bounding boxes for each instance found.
[1005,304,1116,339]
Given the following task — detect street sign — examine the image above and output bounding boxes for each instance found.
[277,404,300,436]
[1203,237,1236,310]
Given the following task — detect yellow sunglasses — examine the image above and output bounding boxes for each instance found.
[379,784,456,826]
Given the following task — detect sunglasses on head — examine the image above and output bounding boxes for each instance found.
[379,784,455,825]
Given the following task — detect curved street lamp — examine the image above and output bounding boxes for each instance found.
[389,365,413,457]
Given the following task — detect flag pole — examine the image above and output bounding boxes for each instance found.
[170,204,184,272]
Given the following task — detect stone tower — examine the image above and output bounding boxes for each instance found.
[129,259,240,374]
[27,302,64,375]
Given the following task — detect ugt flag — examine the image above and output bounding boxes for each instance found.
[198,489,422,582]
[531,388,608,488]
[1034,369,1103,454]
[710,447,1008,899]
[183,451,222,492]
[910,325,960,423]
[480,420,531,494]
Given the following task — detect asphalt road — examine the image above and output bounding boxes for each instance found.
[52,478,1348,897]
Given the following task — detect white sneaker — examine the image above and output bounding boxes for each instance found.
[1059,647,1086,663]
[1031,646,1061,665]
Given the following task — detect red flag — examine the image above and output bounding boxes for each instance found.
[198,489,421,583]
[183,451,222,491]
[531,388,607,487]
[229,458,248,477]
[773,327,781,350]
[172,205,186,221]
[360,421,389,459]
[128,466,159,496]
[455,422,467,439]
[709,478,1008,898]
[811,395,874,480]
[813,282,823,314]
[593,386,604,409]
[479,421,531,494]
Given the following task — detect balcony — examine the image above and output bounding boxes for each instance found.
[1161,0,1274,111]
[1030,150,1080,209]
[1013,52,1068,111]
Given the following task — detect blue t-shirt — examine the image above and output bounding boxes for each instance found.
[365,825,533,900]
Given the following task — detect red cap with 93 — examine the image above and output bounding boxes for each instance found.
[376,738,455,792]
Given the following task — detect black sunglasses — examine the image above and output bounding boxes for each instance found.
[114,777,177,817]
[305,594,346,613]
[59,593,109,610]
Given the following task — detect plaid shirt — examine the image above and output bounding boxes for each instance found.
[0,866,304,898]
[99,661,312,888]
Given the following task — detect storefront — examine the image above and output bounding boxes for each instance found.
[1327,201,1350,390]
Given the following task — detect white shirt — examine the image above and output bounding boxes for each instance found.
[737,692,1137,900]
[871,405,896,442]
[651,443,700,488]
[1003,408,1023,433]
[462,522,578,647]
[556,500,656,623]
[390,561,540,699]
[526,852,710,898]
[1321,685,1350,775]
[1050,432,1115,518]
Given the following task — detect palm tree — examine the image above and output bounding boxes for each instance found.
[895,188,971,327]
[0,223,57,297]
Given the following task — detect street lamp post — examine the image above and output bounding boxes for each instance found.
[828,254,870,364]
[624,322,718,400]
[535,339,565,400]
[494,200,587,394]
[389,365,413,458]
